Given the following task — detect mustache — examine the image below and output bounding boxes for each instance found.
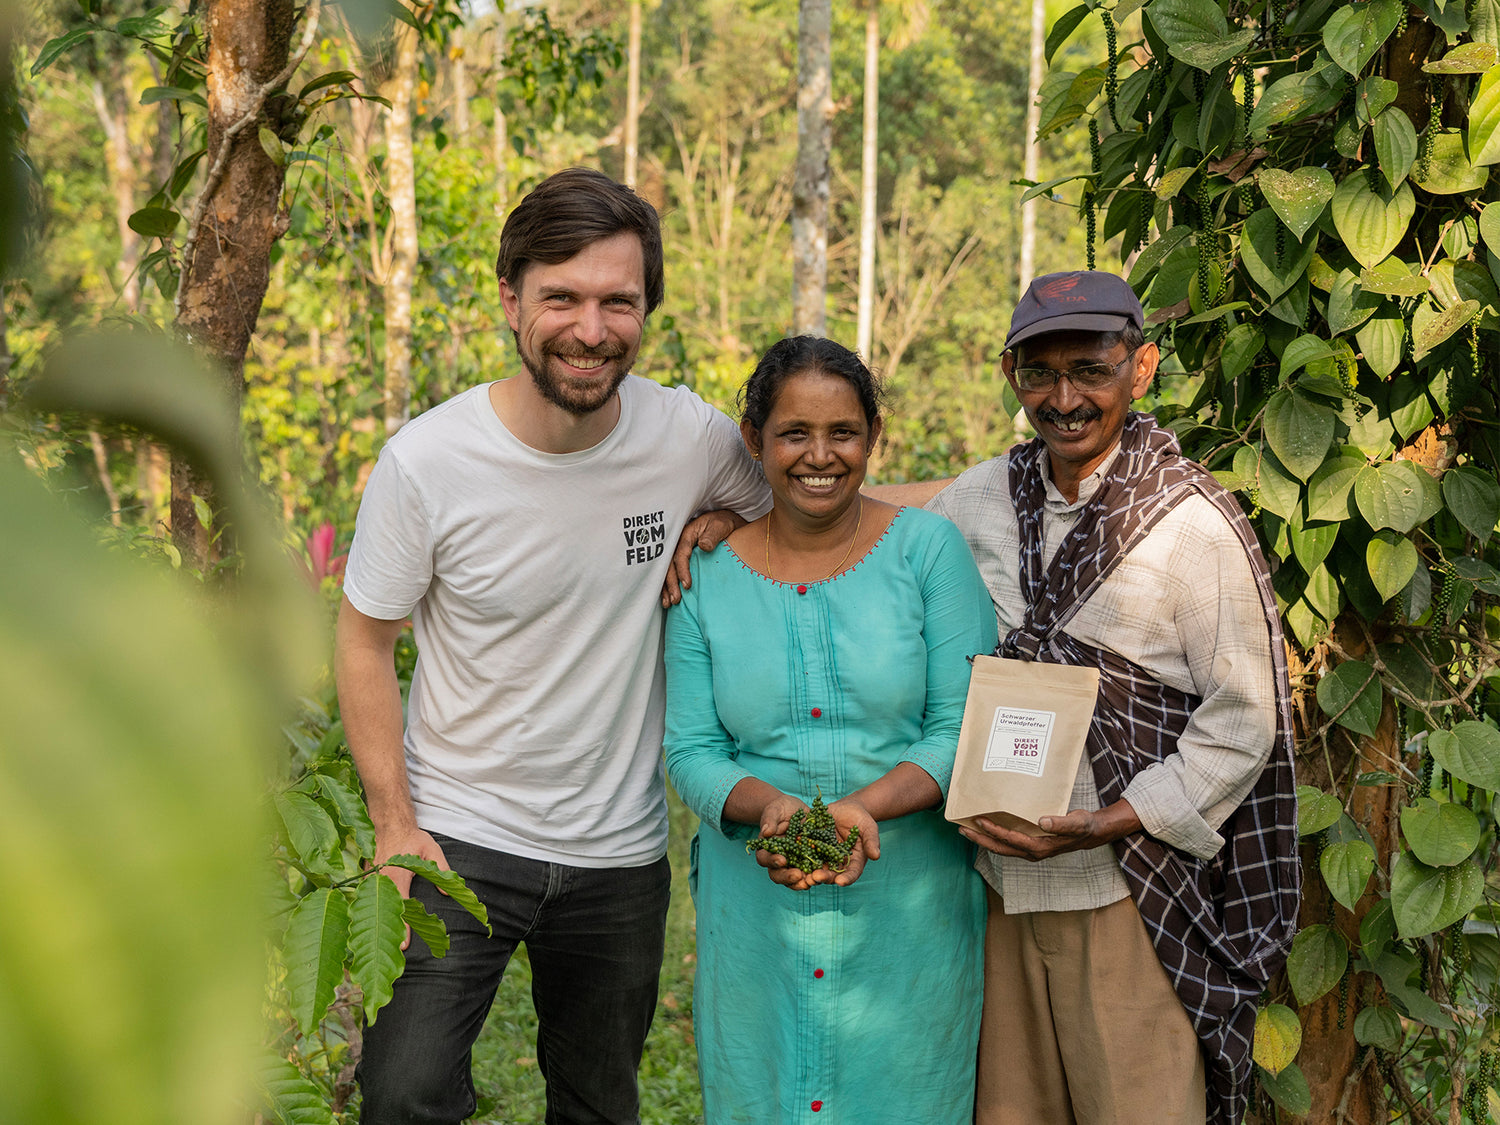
[549,340,625,359]
[1037,405,1103,426]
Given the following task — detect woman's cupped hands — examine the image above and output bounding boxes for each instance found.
[753,792,881,890]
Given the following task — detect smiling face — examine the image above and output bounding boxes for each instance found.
[1002,330,1157,495]
[498,230,648,416]
[742,369,881,528]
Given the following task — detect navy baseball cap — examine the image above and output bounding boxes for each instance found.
[1005,270,1144,350]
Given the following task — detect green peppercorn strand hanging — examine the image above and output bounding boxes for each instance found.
[1104,9,1121,130]
[1396,1,1408,36]
[747,791,862,875]
[1085,119,1101,271]
[1419,78,1440,181]
[1472,316,1482,381]
[1419,749,1435,800]
[1274,215,1286,269]
[1434,560,1458,625]
[1239,65,1256,212]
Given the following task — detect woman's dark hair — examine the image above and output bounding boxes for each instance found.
[739,336,885,431]
[495,167,665,314]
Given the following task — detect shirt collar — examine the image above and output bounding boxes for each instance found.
[1041,443,1123,513]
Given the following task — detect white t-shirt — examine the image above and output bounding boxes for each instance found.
[344,376,771,867]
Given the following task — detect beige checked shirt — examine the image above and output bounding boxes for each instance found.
[929,446,1278,913]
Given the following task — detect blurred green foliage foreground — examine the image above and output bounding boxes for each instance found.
[0,329,324,1125]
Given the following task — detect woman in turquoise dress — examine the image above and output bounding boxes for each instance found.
[664,336,998,1124]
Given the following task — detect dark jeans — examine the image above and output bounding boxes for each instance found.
[357,834,671,1125]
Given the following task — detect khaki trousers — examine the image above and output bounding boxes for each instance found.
[975,887,1206,1125]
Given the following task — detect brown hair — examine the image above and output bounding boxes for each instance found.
[495,168,664,315]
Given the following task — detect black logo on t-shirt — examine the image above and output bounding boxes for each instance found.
[623,510,666,565]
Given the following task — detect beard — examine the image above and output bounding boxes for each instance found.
[514,330,633,416]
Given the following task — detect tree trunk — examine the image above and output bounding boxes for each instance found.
[856,0,878,362]
[624,0,641,188]
[1260,619,1403,1125]
[0,284,11,413]
[451,25,469,145]
[1018,0,1045,293]
[89,38,144,314]
[493,16,510,222]
[172,0,298,569]
[382,6,421,437]
[792,0,831,337]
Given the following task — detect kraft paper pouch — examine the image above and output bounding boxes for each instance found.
[944,654,1101,837]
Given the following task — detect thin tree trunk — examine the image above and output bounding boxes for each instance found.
[856,0,878,361]
[90,44,144,313]
[493,17,509,221]
[382,6,420,437]
[793,0,831,337]
[624,0,641,188]
[451,25,469,144]
[89,431,123,526]
[1018,0,1045,293]
[172,0,300,569]
[0,283,11,412]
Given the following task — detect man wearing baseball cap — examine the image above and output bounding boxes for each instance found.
[911,270,1300,1124]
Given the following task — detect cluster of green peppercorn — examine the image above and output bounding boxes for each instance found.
[747,792,860,874]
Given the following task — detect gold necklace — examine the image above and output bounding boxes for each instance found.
[764,500,863,583]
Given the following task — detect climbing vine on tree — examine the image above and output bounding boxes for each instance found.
[1037,0,1500,1118]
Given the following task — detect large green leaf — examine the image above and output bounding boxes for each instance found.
[256,1054,337,1125]
[1372,108,1418,189]
[1258,1064,1313,1115]
[1355,310,1404,376]
[1413,132,1491,193]
[1324,0,1402,75]
[1129,225,1195,290]
[1470,66,1500,164]
[1307,453,1368,521]
[1423,43,1500,72]
[1220,323,1265,381]
[1359,256,1430,296]
[1148,0,1258,70]
[1232,443,1302,519]
[1412,297,1482,358]
[1370,947,1458,1028]
[1242,209,1319,300]
[1288,923,1348,1004]
[1442,464,1500,540]
[1303,562,1343,620]
[1291,520,1338,573]
[1250,68,1345,137]
[1315,659,1382,737]
[1298,784,1344,836]
[275,790,340,868]
[1259,167,1335,240]
[1326,270,1381,335]
[1045,4,1092,63]
[282,888,351,1036]
[1482,202,1500,254]
[1391,852,1485,937]
[1367,529,1420,602]
[1331,175,1415,269]
[402,897,451,958]
[1428,722,1500,788]
[1354,461,1437,533]
[1400,797,1481,866]
[384,854,492,933]
[1321,839,1376,909]
[1253,1004,1302,1076]
[1387,373,1436,438]
[1353,1006,1405,1052]
[1265,388,1335,480]
[1477,0,1500,46]
[349,874,407,1024]
[314,773,377,859]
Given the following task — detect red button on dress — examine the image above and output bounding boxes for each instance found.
[796,584,808,595]
[811,1102,823,1112]
[810,708,822,718]
[813,968,824,978]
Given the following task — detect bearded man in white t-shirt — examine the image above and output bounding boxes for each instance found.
[337,167,770,1125]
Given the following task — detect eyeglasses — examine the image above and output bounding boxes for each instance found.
[1011,349,1139,392]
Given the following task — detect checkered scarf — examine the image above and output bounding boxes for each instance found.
[1001,412,1299,1125]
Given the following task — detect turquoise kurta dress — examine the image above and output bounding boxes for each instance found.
[664,507,999,1125]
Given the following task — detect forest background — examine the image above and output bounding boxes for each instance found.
[3,0,1500,1122]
